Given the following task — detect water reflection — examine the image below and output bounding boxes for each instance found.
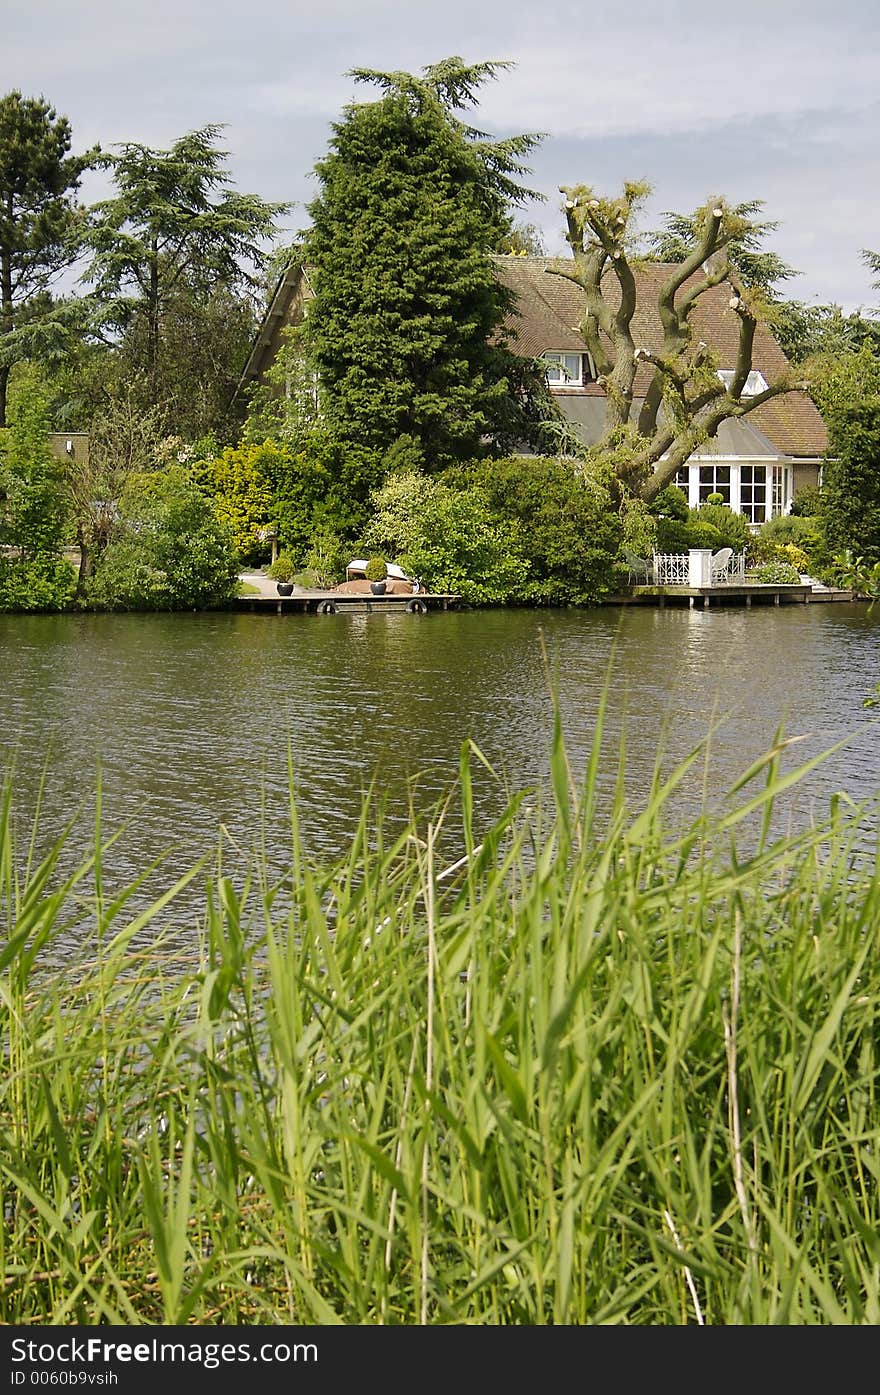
[2,603,879,958]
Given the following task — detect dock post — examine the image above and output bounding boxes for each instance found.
[774,592,780,607]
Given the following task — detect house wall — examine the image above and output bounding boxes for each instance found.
[49,432,89,468]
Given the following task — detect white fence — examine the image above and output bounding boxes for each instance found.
[652,551,747,586]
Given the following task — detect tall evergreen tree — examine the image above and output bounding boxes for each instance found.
[303,58,546,466]
[0,91,99,426]
[78,126,288,412]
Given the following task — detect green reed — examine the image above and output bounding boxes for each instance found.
[2,708,880,1324]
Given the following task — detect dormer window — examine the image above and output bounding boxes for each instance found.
[543,351,593,387]
[717,368,769,396]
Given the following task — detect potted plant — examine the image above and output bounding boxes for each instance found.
[268,552,296,595]
[365,556,388,595]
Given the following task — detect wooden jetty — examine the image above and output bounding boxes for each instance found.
[609,583,854,609]
[234,589,462,616]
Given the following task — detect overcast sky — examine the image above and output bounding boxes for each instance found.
[5,0,879,312]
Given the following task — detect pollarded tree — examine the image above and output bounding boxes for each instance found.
[303,58,547,466]
[77,126,289,409]
[551,183,809,502]
[0,91,99,426]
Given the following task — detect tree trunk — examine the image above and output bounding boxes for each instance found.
[0,238,14,430]
[76,528,94,597]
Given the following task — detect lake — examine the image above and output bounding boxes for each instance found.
[3,600,879,960]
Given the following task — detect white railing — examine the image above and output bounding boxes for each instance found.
[652,553,690,585]
[652,551,747,586]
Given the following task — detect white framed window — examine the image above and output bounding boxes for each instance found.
[698,464,731,504]
[771,465,790,517]
[739,465,768,524]
[672,466,693,506]
[717,368,769,396]
[543,351,588,386]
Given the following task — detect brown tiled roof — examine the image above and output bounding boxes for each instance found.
[492,255,828,458]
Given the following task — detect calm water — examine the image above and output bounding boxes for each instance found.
[3,602,879,958]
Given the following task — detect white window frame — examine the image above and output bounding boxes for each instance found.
[717,368,769,397]
[542,351,592,387]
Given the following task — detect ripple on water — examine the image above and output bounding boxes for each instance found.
[1,603,878,961]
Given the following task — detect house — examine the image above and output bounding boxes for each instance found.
[234,255,828,524]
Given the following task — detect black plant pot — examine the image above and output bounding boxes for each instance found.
[370,580,387,595]
[276,581,294,596]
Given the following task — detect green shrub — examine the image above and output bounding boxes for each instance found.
[755,561,802,584]
[650,484,689,522]
[198,439,278,564]
[654,519,691,553]
[683,520,723,550]
[441,455,622,604]
[751,514,826,569]
[364,556,387,582]
[88,464,239,611]
[687,502,751,552]
[364,471,528,605]
[0,554,77,612]
[267,551,296,582]
[779,542,810,573]
[790,484,824,517]
[260,429,384,559]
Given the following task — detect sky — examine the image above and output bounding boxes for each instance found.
[5,0,880,313]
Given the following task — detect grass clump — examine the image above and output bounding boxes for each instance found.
[2,712,880,1324]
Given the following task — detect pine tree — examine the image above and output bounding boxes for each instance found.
[0,91,99,426]
[303,58,546,466]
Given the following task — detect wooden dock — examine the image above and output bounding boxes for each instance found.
[234,589,462,616]
[609,583,855,608]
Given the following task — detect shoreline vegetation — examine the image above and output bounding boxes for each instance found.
[2,710,880,1324]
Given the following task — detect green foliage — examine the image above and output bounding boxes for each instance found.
[0,91,100,425]
[198,439,276,564]
[654,499,749,555]
[773,301,880,365]
[260,430,384,560]
[364,471,528,604]
[687,501,751,552]
[808,342,880,421]
[266,551,295,582]
[77,127,288,409]
[364,556,387,582]
[303,59,545,465]
[241,322,320,450]
[0,553,76,611]
[680,520,722,550]
[5,717,880,1323]
[445,455,623,604]
[754,561,802,584]
[87,463,239,611]
[63,386,169,593]
[300,533,346,589]
[829,552,880,613]
[645,198,798,298]
[820,397,880,566]
[790,484,824,517]
[115,280,259,443]
[650,484,689,522]
[0,364,69,557]
[619,497,657,562]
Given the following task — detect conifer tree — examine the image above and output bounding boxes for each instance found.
[303,59,546,466]
[0,91,98,426]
